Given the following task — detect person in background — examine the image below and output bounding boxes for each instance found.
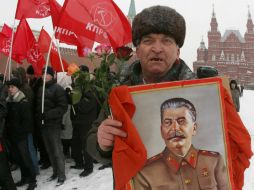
[229,80,241,112]
[26,65,51,170]
[61,87,73,160]
[13,67,39,175]
[0,74,16,190]
[0,139,17,190]
[57,67,74,160]
[36,66,68,186]
[70,65,99,177]
[240,84,244,97]
[5,77,36,190]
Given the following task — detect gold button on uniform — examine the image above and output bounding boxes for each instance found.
[202,171,208,176]
[201,168,209,177]
[184,179,191,185]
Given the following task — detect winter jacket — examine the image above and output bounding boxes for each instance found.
[86,59,196,164]
[122,59,196,86]
[0,82,7,139]
[61,105,73,139]
[12,67,34,106]
[230,88,240,112]
[70,91,98,128]
[6,91,33,141]
[36,79,68,128]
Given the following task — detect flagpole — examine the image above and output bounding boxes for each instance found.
[7,19,16,80]
[3,56,10,83]
[41,27,56,125]
[54,35,76,115]
[55,38,65,73]
[54,37,69,87]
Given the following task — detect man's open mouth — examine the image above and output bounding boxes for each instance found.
[150,58,163,61]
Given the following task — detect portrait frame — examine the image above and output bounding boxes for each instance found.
[109,77,234,190]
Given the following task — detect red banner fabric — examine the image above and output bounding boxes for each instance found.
[15,0,51,19]
[1,24,13,38]
[109,86,147,190]
[12,19,45,75]
[49,0,95,51]
[56,0,132,49]
[223,87,253,190]
[38,28,68,72]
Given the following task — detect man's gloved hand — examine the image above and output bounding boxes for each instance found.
[197,66,218,79]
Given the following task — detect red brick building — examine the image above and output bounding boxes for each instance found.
[193,7,254,86]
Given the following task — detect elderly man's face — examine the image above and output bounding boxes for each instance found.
[136,34,180,83]
[161,107,197,156]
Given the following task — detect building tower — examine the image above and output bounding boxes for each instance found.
[193,5,254,86]
[126,0,136,48]
[127,0,136,26]
[196,37,208,63]
[207,5,221,62]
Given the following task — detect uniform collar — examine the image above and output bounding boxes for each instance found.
[162,145,198,173]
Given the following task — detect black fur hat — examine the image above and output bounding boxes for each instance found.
[6,77,21,88]
[42,66,54,77]
[79,65,89,72]
[26,65,34,75]
[132,5,186,48]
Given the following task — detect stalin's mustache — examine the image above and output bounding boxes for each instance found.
[167,131,185,140]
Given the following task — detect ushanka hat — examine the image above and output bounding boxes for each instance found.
[26,65,34,75]
[42,66,55,77]
[132,5,186,48]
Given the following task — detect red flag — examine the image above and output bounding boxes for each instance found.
[15,0,51,19]
[37,28,52,54]
[0,31,22,63]
[49,0,94,51]
[0,33,12,56]
[50,51,68,72]
[57,0,131,49]
[12,19,45,75]
[38,28,68,72]
[1,24,13,38]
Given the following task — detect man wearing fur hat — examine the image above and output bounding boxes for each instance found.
[87,6,195,164]
[36,66,68,186]
[5,77,36,190]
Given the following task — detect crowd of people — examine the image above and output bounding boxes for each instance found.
[0,65,107,190]
[0,4,251,190]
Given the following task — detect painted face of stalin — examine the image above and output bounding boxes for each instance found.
[161,106,197,156]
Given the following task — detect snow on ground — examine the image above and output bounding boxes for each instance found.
[12,90,254,190]
[13,161,113,190]
[241,90,254,190]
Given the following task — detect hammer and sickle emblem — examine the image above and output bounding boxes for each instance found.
[93,6,113,28]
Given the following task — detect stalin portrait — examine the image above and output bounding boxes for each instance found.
[130,97,230,190]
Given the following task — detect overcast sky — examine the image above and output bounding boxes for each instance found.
[0,0,254,69]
